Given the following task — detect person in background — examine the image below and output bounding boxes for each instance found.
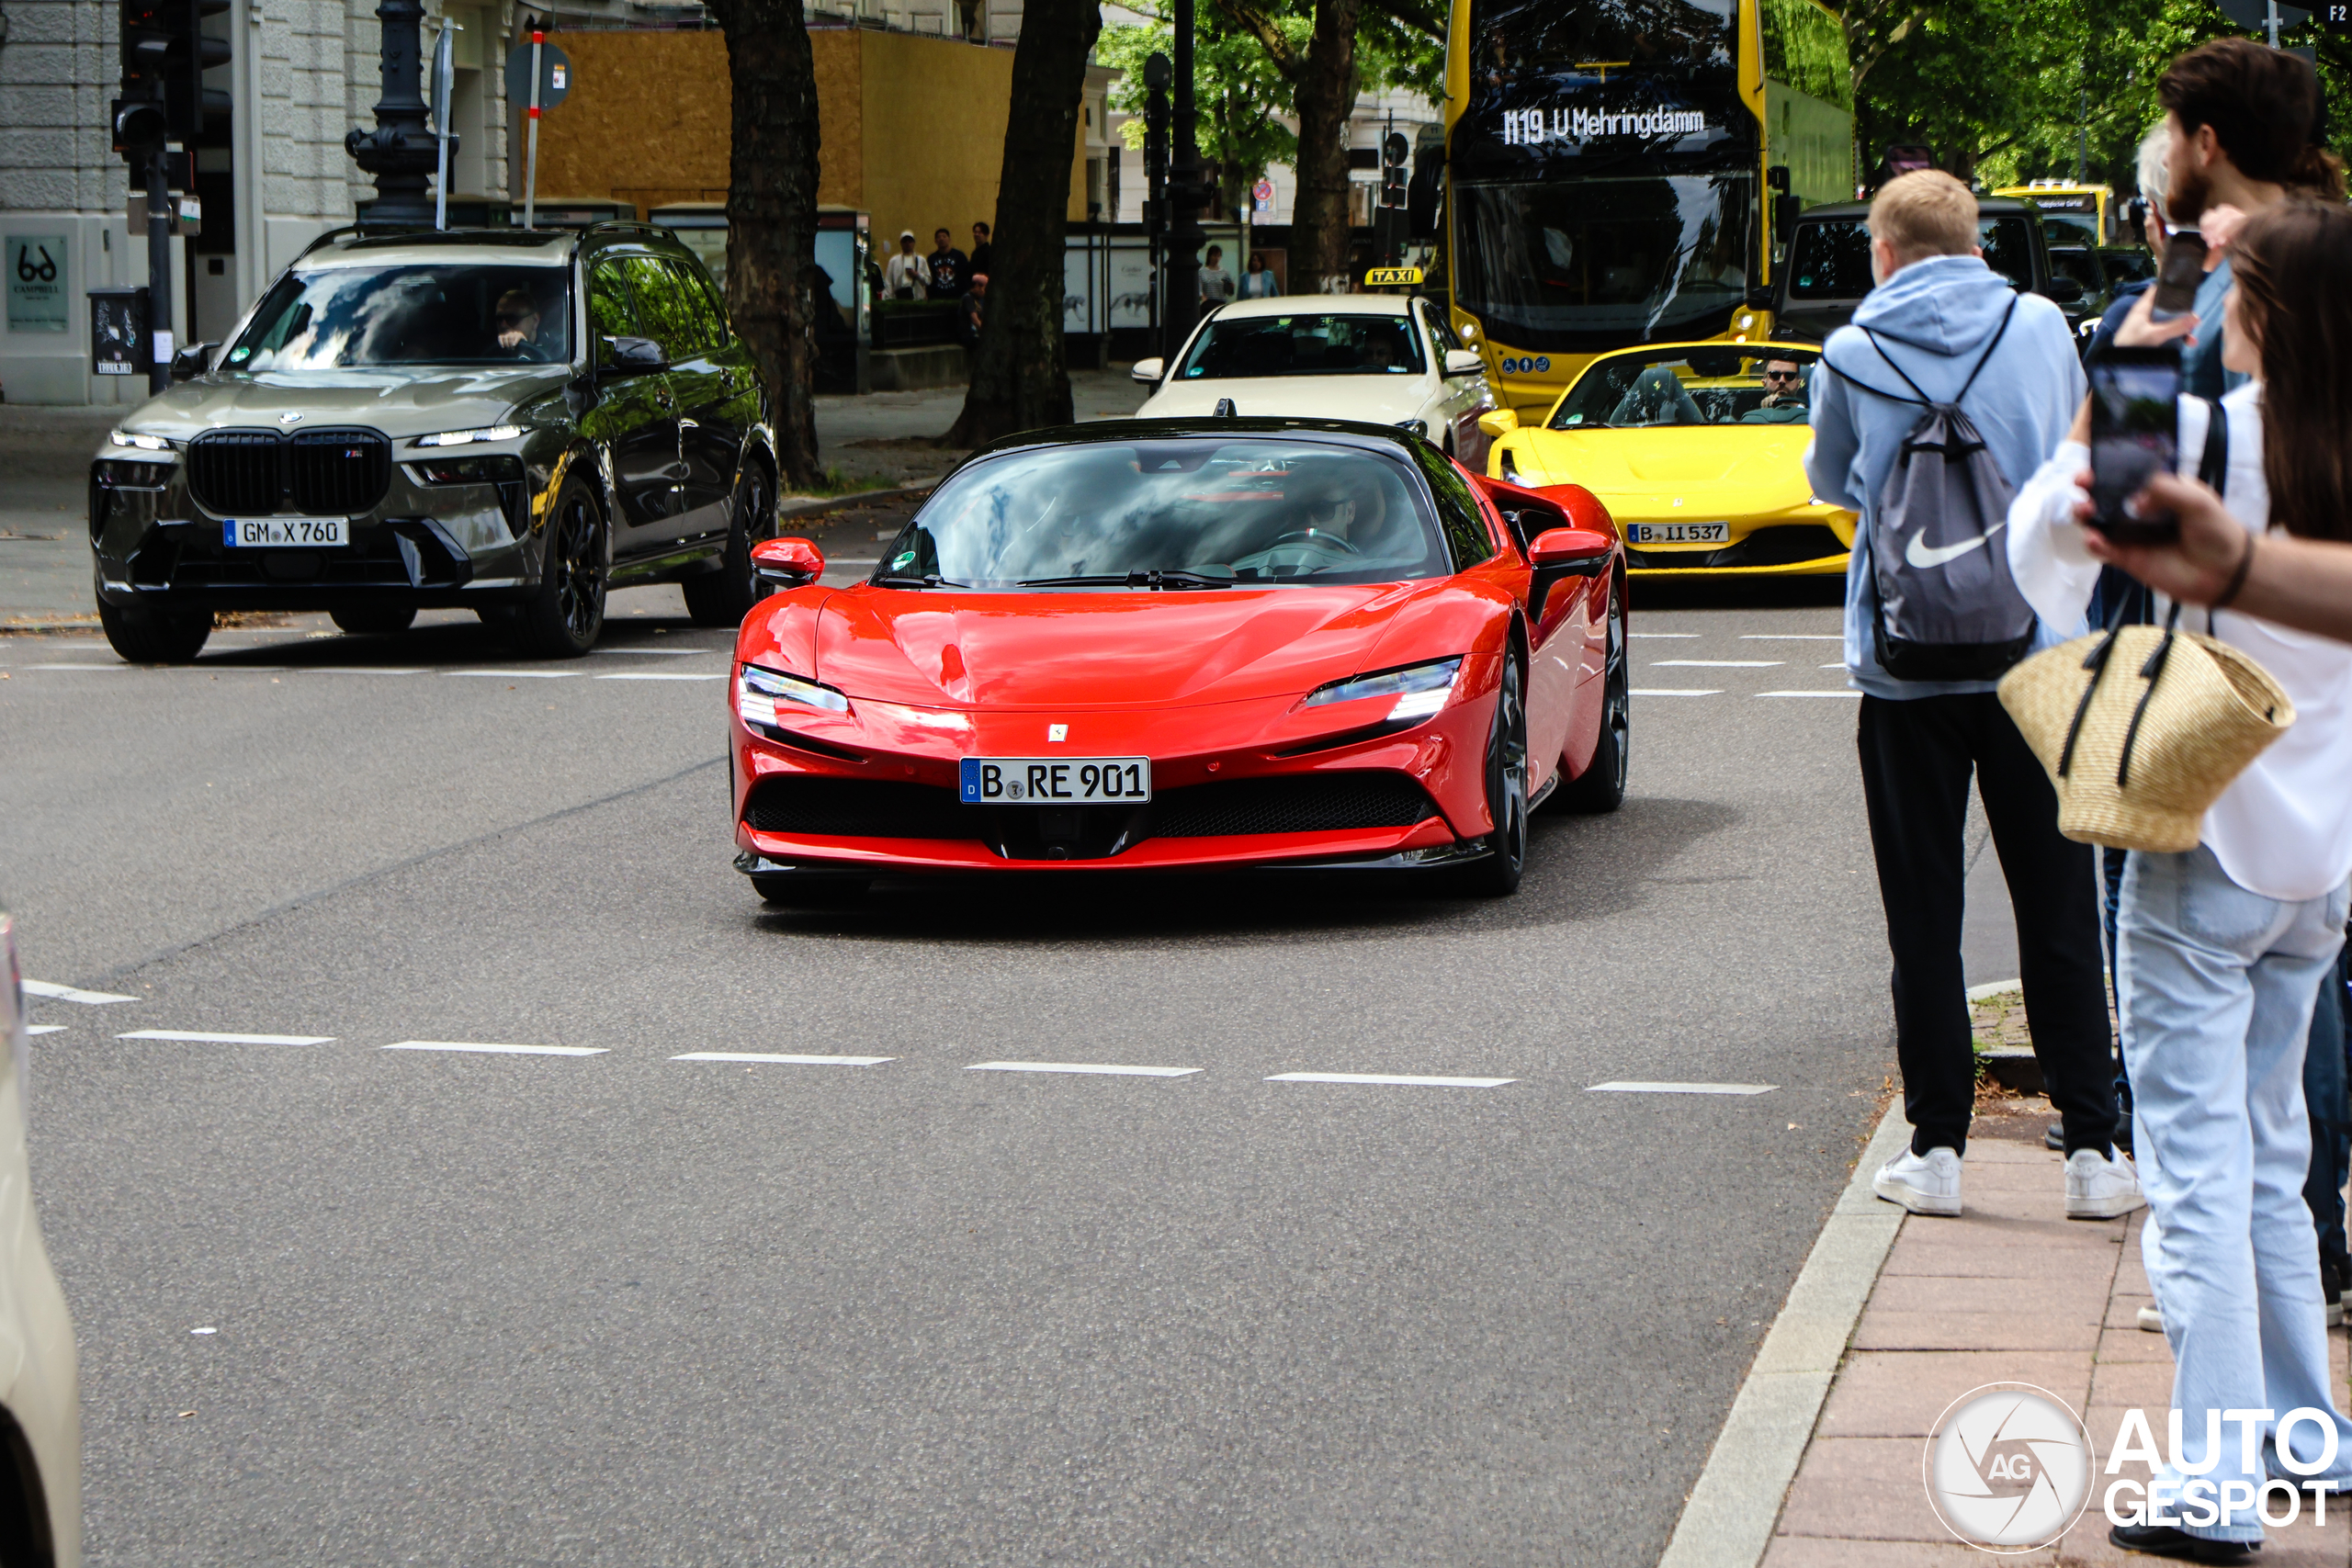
[2081,122,2171,367]
[2009,197,2352,1562]
[1803,170,2135,1223]
[1239,254,1279,299]
[960,273,988,349]
[927,228,968,301]
[1198,245,1236,304]
[968,221,994,282]
[2109,39,2342,397]
[884,231,930,300]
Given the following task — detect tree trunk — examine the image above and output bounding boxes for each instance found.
[708,0,823,490]
[944,0,1101,446]
[1289,0,1362,295]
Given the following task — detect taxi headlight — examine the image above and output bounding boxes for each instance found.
[1302,656,1464,721]
[414,424,524,447]
[737,662,850,727]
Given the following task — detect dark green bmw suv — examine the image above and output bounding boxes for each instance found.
[88,222,781,660]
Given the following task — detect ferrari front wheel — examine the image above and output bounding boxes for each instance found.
[1556,576,1628,814]
[1461,653,1529,897]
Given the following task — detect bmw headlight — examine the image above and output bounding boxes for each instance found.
[1302,656,1464,721]
[414,424,524,447]
[107,430,173,453]
[737,662,851,726]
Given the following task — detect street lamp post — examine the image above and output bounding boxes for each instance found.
[345,0,445,227]
[1163,0,1206,361]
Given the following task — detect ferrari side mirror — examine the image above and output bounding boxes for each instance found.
[1476,408,1521,440]
[1528,526,1612,577]
[751,536,826,590]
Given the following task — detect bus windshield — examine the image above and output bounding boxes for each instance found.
[1453,174,1755,350]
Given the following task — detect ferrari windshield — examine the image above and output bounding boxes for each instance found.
[223,265,575,370]
[1174,313,1425,378]
[1549,345,1820,428]
[879,438,1448,589]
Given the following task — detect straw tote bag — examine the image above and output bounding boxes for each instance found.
[1999,601,2293,851]
[1997,399,2294,852]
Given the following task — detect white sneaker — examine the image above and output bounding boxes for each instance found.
[2137,1304,2165,1333]
[2064,1146,2146,1220]
[1873,1146,1962,1216]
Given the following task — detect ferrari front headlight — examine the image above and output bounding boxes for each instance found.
[1303,656,1464,721]
[737,662,850,727]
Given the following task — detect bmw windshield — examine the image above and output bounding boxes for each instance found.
[878,438,1449,589]
[223,265,575,370]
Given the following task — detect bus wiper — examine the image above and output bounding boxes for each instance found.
[1018,570,1237,590]
[872,572,964,588]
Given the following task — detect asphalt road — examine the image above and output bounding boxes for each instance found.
[2,578,1905,1565]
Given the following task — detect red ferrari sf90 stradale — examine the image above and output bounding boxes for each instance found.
[728,419,1627,905]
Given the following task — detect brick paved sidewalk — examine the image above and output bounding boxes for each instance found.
[1766,1139,2352,1565]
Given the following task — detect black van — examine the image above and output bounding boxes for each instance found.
[1768,197,2086,344]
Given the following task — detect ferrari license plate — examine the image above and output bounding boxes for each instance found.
[959,757,1152,804]
[223,516,348,547]
[1629,522,1729,545]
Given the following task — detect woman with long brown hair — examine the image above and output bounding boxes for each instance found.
[2009,197,2352,1560]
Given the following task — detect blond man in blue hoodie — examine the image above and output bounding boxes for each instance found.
[1805,170,2139,1222]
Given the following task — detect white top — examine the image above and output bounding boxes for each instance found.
[2007,382,2352,901]
[884,253,931,294]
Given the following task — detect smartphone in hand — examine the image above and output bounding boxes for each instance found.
[2087,348,2182,543]
[2151,229,2207,320]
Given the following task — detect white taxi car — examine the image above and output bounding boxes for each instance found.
[1131,295,1498,469]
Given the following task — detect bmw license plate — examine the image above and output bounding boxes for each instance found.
[1628,523,1729,545]
[960,757,1152,804]
[223,516,348,547]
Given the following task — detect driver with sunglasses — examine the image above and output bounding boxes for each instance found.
[1739,356,1812,424]
[492,288,551,362]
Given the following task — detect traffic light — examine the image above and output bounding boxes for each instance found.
[1380,130,1408,209]
[114,0,230,155]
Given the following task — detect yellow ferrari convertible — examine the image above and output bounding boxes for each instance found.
[1480,343,1856,579]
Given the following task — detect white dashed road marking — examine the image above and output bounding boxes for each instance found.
[672,1052,894,1066]
[1652,660,1782,668]
[1266,1072,1519,1089]
[27,1026,64,1037]
[1758,690,1861,699]
[23,980,137,1004]
[301,667,426,676]
[382,1040,607,1056]
[966,1061,1201,1078]
[118,1031,335,1046]
[1739,634,1843,641]
[1630,632,1700,639]
[443,670,578,679]
[592,647,710,657]
[1588,1081,1778,1095]
[594,672,728,682]
[1633,688,1722,697]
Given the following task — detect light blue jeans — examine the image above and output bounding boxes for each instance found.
[2122,845,2352,1543]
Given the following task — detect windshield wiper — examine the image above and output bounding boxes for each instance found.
[1016,570,1237,590]
[872,572,965,589]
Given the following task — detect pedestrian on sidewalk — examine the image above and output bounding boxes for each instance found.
[2108,39,2341,397]
[927,228,968,301]
[968,222,994,282]
[959,274,988,350]
[2009,196,2352,1561]
[1240,253,1279,299]
[885,231,930,301]
[1803,171,2137,1222]
[1199,245,1236,305]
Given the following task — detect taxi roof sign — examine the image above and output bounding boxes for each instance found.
[1363,266,1423,287]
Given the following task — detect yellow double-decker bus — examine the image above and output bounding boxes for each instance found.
[1442,0,1854,413]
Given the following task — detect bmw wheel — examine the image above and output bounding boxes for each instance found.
[97,596,212,664]
[1463,652,1530,896]
[683,466,774,627]
[1556,575,1628,813]
[518,477,607,658]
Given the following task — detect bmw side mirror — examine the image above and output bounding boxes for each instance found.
[169,342,214,381]
[1442,349,1483,378]
[603,335,669,375]
[1130,356,1165,385]
[751,536,826,591]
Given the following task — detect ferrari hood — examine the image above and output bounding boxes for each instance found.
[1508,427,1815,513]
[115,366,570,443]
[1138,376,1430,428]
[810,583,1426,708]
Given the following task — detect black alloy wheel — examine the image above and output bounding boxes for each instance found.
[96,592,211,664]
[330,604,417,637]
[517,477,608,658]
[1555,575,1629,813]
[684,466,775,627]
[1462,651,1530,896]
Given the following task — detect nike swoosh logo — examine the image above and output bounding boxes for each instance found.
[1905,520,2006,570]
